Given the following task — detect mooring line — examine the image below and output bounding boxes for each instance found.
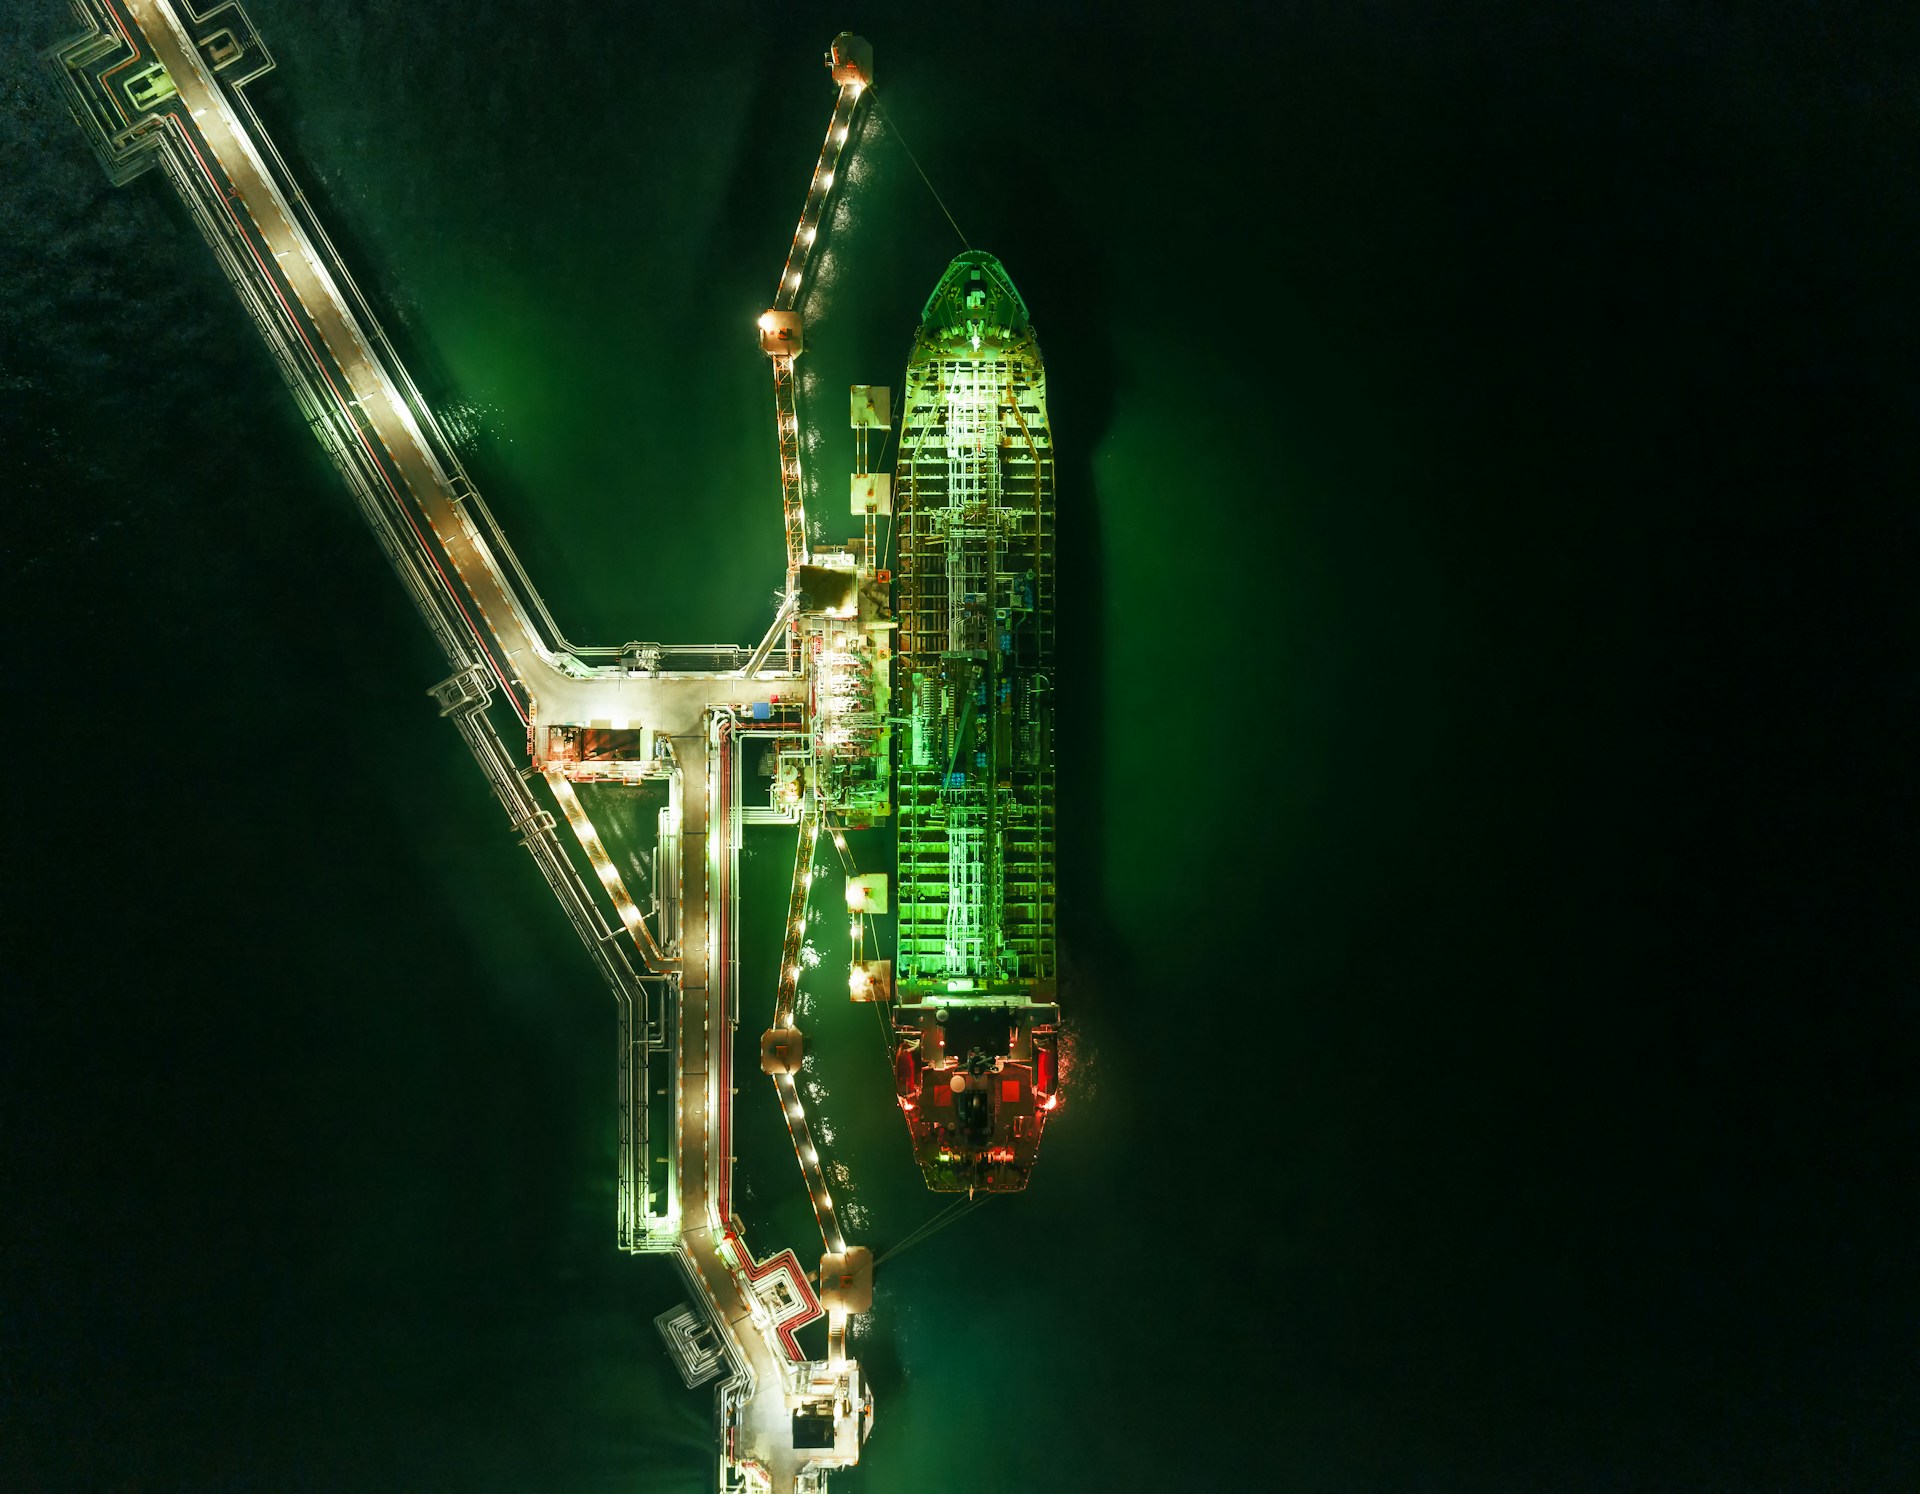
[869,88,970,249]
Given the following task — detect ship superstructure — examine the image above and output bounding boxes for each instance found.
[884,253,1060,1193]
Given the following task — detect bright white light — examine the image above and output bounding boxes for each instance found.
[822,172,834,189]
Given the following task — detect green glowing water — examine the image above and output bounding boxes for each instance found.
[11,1,1915,1489]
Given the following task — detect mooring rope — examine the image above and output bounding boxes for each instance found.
[873,1193,993,1269]
[869,87,970,249]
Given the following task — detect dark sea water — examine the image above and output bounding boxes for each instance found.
[5,2,1919,1490]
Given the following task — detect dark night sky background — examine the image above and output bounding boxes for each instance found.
[4,1,1918,1490]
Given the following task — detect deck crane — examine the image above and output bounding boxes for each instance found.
[758,33,874,669]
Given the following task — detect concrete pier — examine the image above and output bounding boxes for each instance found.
[47,4,869,1488]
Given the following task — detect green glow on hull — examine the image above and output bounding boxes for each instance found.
[890,253,1059,1193]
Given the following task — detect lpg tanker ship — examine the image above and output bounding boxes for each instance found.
[887,252,1060,1193]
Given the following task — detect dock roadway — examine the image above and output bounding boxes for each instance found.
[125,0,791,744]
[108,4,851,1486]
[674,723,820,1491]
[130,0,795,755]
[124,0,548,711]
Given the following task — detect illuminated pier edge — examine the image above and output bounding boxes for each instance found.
[46,5,880,1488]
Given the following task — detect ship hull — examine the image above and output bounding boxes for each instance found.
[889,253,1058,1193]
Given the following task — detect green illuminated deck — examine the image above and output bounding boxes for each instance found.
[892,253,1056,1001]
[889,253,1060,1194]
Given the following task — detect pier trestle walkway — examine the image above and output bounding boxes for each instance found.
[48,4,869,1488]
